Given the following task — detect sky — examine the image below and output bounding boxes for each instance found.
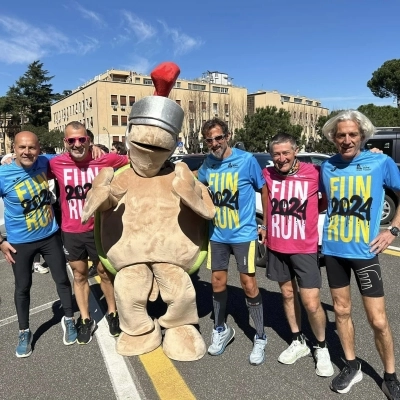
[0,0,399,112]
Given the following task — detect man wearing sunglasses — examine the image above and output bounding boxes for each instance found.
[49,121,129,344]
[197,118,268,366]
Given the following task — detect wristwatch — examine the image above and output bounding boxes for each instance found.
[388,226,400,237]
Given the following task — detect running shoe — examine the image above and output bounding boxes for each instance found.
[330,360,362,394]
[382,378,400,400]
[278,335,310,364]
[314,346,334,377]
[77,317,97,344]
[208,323,235,356]
[61,316,77,345]
[249,333,267,366]
[105,312,121,337]
[16,329,32,358]
[33,262,49,274]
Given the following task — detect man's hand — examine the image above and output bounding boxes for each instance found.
[0,241,17,264]
[369,229,394,254]
[91,145,105,160]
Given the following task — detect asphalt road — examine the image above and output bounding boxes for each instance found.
[1,233,400,400]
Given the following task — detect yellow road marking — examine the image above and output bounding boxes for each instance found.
[383,249,400,257]
[139,347,196,400]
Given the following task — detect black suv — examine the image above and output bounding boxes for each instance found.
[365,128,400,224]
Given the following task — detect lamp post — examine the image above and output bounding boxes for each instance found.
[0,120,4,155]
[202,71,214,120]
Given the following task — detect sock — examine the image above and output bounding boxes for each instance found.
[346,359,359,369]
[246,292,265,338]
[384,372,398,382]
[20,328,30,333]
[64,316,73,320]
[316,340,326,348]
[213,290,227,328]
[292,331,303,341]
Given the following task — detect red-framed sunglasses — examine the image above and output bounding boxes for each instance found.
[63,136,89,145]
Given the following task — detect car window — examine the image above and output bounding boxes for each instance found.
[297,155,312,164]
[253,154,273,169]
[180,156,206,171]
[310,156,326,166]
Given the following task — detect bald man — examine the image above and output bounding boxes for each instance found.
[0,131,77,358]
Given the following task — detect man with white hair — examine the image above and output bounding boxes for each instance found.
[320,110,400,398]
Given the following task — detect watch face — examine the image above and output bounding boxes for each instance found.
[390,227,400,237]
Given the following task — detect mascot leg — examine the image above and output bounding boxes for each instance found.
[114,265,162,356]
[152,263,206,361]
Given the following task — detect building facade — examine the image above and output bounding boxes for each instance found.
[247,90,329,141]
[49,69,247,153]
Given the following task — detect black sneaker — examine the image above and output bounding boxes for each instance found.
[382,378,400,399]
[77,318,97,344]
[105,312,121,337]
[330,360,363,394]
[88,265,98,278]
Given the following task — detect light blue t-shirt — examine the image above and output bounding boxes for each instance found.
[197,148,265,243]
[320,151,400,259]
[0,157,58,244]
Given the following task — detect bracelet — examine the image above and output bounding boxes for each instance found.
[260,225,267,230]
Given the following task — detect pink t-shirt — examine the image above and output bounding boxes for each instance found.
[263,162,320,254]
[49,152,128,233]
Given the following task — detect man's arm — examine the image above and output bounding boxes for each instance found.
[259,184,268,243]
[318,193,328,213]
[369,190,400,254]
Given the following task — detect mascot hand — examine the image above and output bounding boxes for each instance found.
[173,163,216,220]
[81,167,117,224]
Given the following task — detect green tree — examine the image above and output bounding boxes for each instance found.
[23,123,64,149]
[233,106,303,152]
[357,104,400,127]
[6,60,56,128]
[367,59,400,108]
[313,111,342,154]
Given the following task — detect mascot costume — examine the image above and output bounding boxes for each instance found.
[81,62,215,361]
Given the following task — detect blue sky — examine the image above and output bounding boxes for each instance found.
[0,0,398,111]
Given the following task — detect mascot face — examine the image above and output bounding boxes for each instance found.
[128,124,176,178]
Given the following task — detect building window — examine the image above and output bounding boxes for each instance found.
[294,98,302,104]
[280,96,290,102]
[202,101,207,111]
[113,136,119,142]
[90,117,93,127]
[175,81,181,88]
[306,100,313,106]
[293,111,297,119]
[111,95,118,106]
[213,103,218,115]
[129,96,135,106]
[121,115,127,126]
[144,79,153,85]
[120,96,127,106]
[176,99,181,106]
[189,119,194,131]
[224,104,229,115]
[221,88,228,94]
[112,115,118,126]
[188,83,206,91]
[315,102,321,107]
[121,136,125,143]
[135,77,140,83]
[212,86,220,93]
[189,101,195,112]
[299,112,303,119]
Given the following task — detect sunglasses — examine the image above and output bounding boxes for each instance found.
[63,136,89,145]
[204,134,226,144]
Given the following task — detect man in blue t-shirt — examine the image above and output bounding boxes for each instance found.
[197,118,268,366]
[0,131,77,358]
[320,110,400,398]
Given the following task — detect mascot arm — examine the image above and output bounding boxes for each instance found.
[81,167,120,224]
[172,162,216,220]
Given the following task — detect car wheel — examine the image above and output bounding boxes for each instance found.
[256,216,268,267]
[381,194,395,225]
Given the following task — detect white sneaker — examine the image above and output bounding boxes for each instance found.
[33,262,49,274]
[278,336,310,364]
[314,346,334,377]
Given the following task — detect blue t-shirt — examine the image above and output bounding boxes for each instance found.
[0,157,58,244]
[197,148,265,243]
[320,151,400,259]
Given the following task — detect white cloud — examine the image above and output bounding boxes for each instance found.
[121,11,156,42]
[122,56,153,75]
[158,20,203,55]
[74,3,107,28]
[0,16,99,64]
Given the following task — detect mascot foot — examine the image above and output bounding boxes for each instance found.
[116,319,162,356]
[163,325,206,361]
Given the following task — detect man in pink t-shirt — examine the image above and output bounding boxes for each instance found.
[49,121,128,344]
[263,133,333,377]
